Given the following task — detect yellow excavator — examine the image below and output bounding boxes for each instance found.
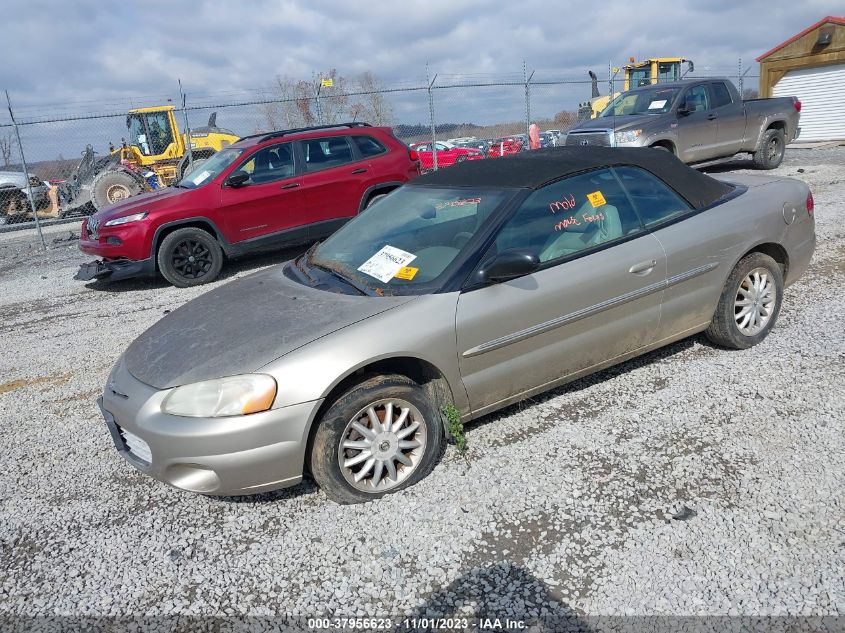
[577,57,694,120]
[60,105,239,213]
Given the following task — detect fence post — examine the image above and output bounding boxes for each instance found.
[426,64,438,170]
[608,61,614,98]
[524,61,535,138]
[5,90,46,250]
[315,81,324,125]
[178,79,193,174]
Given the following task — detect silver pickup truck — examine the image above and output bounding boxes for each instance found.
[565,78,801,169]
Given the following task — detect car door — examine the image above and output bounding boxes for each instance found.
[454,168,667,415]
[297,136,370,240]
[218,141,305,243]
[613,166,728,339]
[675,84,717,162]
[709,81,746,157]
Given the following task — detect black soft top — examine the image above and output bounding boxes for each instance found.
[414,146,734,210]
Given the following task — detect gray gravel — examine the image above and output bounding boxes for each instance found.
[0,147,843,624]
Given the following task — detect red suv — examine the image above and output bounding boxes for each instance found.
[75,123,421,287]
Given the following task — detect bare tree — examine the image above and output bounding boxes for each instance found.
[742,88,759,100]
[348,72,394,126]
[262,76,309,131]
[0,131,16,169]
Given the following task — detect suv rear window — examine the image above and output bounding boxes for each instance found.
[302,137,355,172]
[352,135,387,157]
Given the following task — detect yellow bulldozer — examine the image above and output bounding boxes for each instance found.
[60,105,238,214]
[577,57,694,120]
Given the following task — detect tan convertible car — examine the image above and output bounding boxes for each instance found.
[99,147,815,503]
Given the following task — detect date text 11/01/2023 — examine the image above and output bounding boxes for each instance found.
[307,616,527,630]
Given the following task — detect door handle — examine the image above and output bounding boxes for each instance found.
[351,168,368,174]
[281,183,300,189]
[707,113,718,120]
[629,259,657,275]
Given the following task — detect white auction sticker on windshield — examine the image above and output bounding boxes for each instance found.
[357,245,417,283]
[648,100,667,109]
[191,170,212,185]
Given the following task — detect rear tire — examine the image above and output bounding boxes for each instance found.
[157,227,224,287]
[91,170,142,211]
[310,374,444,504]
[705,252,783,349]
[752,128,785,170]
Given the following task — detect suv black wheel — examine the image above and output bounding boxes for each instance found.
[157,227,224,287]
[310,374,445,504]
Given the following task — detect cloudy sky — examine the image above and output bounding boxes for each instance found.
[0,0,839,160]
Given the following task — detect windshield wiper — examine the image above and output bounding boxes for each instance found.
[309,261,373,296]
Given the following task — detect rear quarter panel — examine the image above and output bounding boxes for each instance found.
[652,175,812,337]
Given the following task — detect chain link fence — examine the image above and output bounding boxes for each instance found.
[0,62,758,247]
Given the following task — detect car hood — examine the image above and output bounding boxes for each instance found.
[123,265,416,389]
[92,186,187,224]
[571,114,657,132]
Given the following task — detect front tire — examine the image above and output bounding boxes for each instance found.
[157,227,224,287]
[91,170,143,211]
[753,128,785,170]
[705,252,783,349]
[310,374,444,504]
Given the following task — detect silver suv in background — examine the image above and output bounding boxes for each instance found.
[565,78,801,169]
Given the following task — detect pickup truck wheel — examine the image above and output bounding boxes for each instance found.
[310,374,444,504]
[157,227,224,287]
[753,128,785,170]
[705,252,783,350]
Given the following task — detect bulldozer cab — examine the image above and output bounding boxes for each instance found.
[124,106,184,163]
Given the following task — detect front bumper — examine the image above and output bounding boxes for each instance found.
[75,258,154,282]
[99,358,323,496]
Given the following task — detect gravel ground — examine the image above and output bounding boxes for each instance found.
[0,148,843,628]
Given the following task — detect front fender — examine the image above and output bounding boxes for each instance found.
[259,291,469,418]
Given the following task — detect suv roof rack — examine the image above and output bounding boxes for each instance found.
[239,122,373,143]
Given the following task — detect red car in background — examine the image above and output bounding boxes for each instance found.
[409,141,485,171]
[488,136,524,158]
[76,123,421,287]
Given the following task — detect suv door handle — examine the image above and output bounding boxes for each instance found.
[281,183,300,189]
[629,259,657,275]
[351,168,368,174]
[707,113,718,120]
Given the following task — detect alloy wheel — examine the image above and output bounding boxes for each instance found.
[171,239,213,279]
[734,267,776,336]
[338,398,427,493]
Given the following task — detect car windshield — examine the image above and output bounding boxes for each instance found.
[599,87,681,117]
[309,186,516,294]
[176,146,245,189]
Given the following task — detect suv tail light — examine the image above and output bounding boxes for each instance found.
[408,149,419,162]
[793,98,802,112]
[806,191,814,216]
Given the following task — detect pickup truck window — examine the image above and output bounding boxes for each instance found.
[613,166,692,227]
[682,85,710,113]
[710,82,733,108]
[599,87,681,117]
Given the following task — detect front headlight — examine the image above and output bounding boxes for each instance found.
[104,212,148,227]
[161,374,277,418]
[614,129,643,145]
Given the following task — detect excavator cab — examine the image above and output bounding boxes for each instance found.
[623,58,694,90]
[579,57,694,120]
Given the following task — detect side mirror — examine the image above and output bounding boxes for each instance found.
[677,104,692,116]
[225,170,250,188]
[475,249,540,284]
